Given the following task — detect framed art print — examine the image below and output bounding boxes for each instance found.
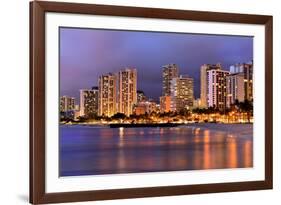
[30,1,273,204]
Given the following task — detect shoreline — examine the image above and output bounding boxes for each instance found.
[60,122,253,127]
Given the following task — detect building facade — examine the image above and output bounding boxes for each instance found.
[243,63,253,102]
[60,96,75,112]
[79,87,99,117]
[160,96,171,113]
[229,62,253,102]
[162,64,179,96]
[147,101,157,114]
[170,75,194,111]
[134,100,157,115]
[226,73,245,107]
[98,73,117,117]
[137,90,146,103]
[229,64,244,73]
[200,63,222,108]
[134,103,146,116]
[193,98,202,109]
[206,68,229,110]
[118,68,137,116]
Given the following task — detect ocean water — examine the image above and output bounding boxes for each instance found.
[59,123,253,176]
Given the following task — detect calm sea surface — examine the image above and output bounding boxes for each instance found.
[59,124,253,176]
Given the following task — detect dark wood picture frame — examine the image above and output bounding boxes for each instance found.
[30,1,273,204]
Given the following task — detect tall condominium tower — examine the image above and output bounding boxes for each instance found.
[98,73,117,117]
[118,68,137,116]
[226,73,245,107]
[79,87,99,117]
[206,68,229,110]
[243,62,253,101]
[229,64,244,73]
[200,63,222,108]
[162,64,179,96]
[60,96,75,112]
[170,75,194,111]
[229,61,253,102]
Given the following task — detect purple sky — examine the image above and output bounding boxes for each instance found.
[60,27,253,103]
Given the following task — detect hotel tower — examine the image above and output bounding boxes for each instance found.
[118,68,137,116]
[80,87,99,117]
[60,96,75,112]
[170,75,194,111]
[200,63,223,108]
[162,64,179,96]
[98,73,117,117]
[206,66,229,110]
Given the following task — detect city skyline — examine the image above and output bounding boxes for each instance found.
[60,60,253,119]
[60,27,253,102]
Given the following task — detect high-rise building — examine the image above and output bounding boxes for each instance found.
[206,68,229,110]
[98,73,117,117]
[118,68,137,116]
[137,90,146,103]
[162,64,179,96]
[243,63,253,101]
[200,63,222,108]
[170,75,194,111]
[80,87,99,117]
[229,62,253,102]
[229,64,244,73]
[226,73,245,107]
[60,96,75,112]
[160,96,171,113]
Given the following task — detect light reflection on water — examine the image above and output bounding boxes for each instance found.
[59,124,253,176]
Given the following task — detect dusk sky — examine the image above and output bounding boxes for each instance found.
[60,27,253,103]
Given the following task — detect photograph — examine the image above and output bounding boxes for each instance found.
[59,27,254,177]
[28,1,273,204]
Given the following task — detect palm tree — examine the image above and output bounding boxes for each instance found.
[234,99,253,123]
